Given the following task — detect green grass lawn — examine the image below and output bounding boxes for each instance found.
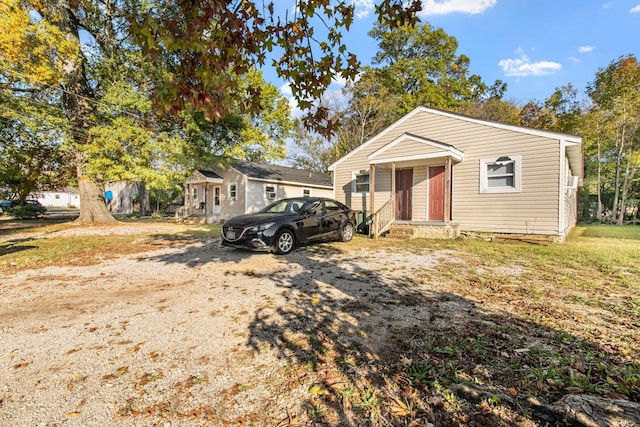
[575,223,640,240]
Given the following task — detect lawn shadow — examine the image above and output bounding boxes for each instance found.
[0,241,38,257]
[136,236,639,425]
[242,245,639,426]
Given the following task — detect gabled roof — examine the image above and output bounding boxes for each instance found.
[368,133,464,164]
[187,169,224,184]
[329,106,583,177]
[230,160,332,188]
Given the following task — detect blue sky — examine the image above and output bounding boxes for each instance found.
[275,0,640,107]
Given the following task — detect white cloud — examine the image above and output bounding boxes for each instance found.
[279,83,293,97]
[569,56,580,63]
[418,0,497,16]
[578,45,595,53]
[352,0,376,19]
[498,50,562,77]
[630,4,640,13]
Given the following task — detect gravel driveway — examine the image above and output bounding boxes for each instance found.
[1,225,457,426]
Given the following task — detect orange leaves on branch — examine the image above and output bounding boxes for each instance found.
[129,0,421,135]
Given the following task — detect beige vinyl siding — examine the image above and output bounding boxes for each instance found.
[412,166,427,220]
[277,183,332,199]
[453,131,561,235]
[218,168,247,219]
[375,139,445,160]
[246,180,270,213]
[245,180,333,214]
[333,109,565,235]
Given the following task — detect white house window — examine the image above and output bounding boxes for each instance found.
[227,182,237,200]
[265,185,277,200]
[479,155,522,193]
[302,188,311,197]
[352,170,370,193]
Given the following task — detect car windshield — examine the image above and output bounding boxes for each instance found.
[261,199,305,214]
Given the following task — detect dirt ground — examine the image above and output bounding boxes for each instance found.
[1,223,636,426]
[0,224,449,426]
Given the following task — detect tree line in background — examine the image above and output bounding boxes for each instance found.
[291,24,640,225]
[0,1,638,225]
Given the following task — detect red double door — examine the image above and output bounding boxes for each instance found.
[395,166,445,221]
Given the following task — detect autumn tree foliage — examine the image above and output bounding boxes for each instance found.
[585,55,640,224]
[4,0,415,222]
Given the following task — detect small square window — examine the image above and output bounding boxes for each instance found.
[302,188,311,197]
[480,155,521,193]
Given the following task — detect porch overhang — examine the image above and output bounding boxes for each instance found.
[367,133,464,165]
[186,170,224,185]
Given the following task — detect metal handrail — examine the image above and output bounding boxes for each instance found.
[372,197,394,238]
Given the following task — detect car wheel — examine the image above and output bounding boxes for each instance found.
[339,222,355,242]
[275,229,295,254]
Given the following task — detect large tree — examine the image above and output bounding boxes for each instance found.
[586,55,640,224]
[366,22,499,114]
[0,88,73,201]
[1,0,422,223]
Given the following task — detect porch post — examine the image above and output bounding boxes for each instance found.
[391,162,396,200]
[444,157,452,223]
[370,163,375,238]
[185,183,191,215]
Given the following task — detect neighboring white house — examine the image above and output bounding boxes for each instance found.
[329,107,583,240]
[32,187,81,208]
[183,160,333,224]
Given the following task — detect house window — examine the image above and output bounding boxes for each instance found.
[302,188,311,197]
[479,155,522,193]
[227,183,237,200]
[214,187,221,206]
[352,170,370,193]
[265,185,277,200]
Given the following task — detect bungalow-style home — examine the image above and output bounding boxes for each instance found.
[182,159,333,224]
[328,107,583,241]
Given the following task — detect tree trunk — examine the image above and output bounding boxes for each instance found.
[44,0,117,225]
[596,139,603,222]
[617,161,631,225]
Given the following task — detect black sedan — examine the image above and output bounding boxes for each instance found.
[221,197,356,254]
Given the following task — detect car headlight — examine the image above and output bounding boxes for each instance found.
[250,222,275,232]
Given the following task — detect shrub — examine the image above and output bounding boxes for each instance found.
[11,204,46,219]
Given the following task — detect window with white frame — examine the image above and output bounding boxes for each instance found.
[302,188,311,197]
[227,182,237,200]
[265,184,277,200]
[479,155,522,193]
[352,170,370,193]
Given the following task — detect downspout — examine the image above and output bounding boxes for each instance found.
[370,164,376,238]
[445,157,452,223]
[558,140,566,237]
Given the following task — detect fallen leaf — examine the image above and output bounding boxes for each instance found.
[388,396,412,417]
[309,385,329,396]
